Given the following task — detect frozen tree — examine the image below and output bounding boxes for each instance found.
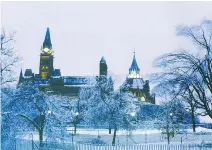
[152,69,200,132]
[155,100,189,144]
[79,75,140,145]
[80,75,115,134]
[59,97,80,134]
[1,87,17,149]
[180,82,200,132]
[152,20,212,123]
[120,79,131,93]
[0,29,20,86]
[136,103,163,126]
[44,94,75,142]
[2,83,71,148]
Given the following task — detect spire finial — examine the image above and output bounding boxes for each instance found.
[43,27,52,49]
[133,48,135,57]
[129,48,140,74]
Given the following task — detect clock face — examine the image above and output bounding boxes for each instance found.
[44,48,49,53]
[42,48,53,55]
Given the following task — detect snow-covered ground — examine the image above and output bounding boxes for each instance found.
[187,126,212,133]
[66,127,161,135]
[21,127,212,145]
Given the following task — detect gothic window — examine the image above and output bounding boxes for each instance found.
[42,66,48,71]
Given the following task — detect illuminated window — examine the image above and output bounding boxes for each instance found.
[134,92,136,96]
[141,96,145,101]
[129,71,141,78]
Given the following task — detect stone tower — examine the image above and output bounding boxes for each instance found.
[99,56,108,76]
[39,27,54,79]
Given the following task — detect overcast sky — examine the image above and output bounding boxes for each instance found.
[2,1,212,122]
[2,1,212,83]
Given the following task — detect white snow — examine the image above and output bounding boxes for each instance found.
[187,126,212,133]
[199,115,212,123]
[20,127,212,144]
[66,128,161,135]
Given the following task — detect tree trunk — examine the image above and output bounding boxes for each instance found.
[166,125,170,144]
[167,133,170,145]
[39,129,44,148]
[112,128,117,145]
[74,115,78,134]
[191,106,196,132]
[109,125,111,134]
[74,123,77,134]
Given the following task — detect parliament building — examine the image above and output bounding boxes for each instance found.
[18,28,155,103]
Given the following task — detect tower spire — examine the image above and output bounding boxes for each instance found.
[43,27,52,49]
[40,27,54,79]
[128,52,140,78]
[20,68,23,77]
[129,52,140,73]
[18,68,23,84]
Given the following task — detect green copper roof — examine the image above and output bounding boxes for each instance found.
[100,56,106,63]
[129,52,140,72]
[43,27,52,49]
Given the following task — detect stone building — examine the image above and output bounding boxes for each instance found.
[18,28,106,97]
[18,28,155,103]
[121,53,155,104]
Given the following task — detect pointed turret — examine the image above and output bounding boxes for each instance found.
[128,52,141,78]
[18,69,24,84]
[129,52,140,74]
[43,27,52,49]
[20,69,23,78]
[100,56,106,63]
[99,56,108,76]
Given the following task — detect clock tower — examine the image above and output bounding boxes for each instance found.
[39,28,54,79]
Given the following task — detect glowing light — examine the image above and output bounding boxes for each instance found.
[44,48,49,52]
[49,49,54,55]
[141,96,145,101]
[130,112,136,117]
[134,92,136,96]
[41,72,47,78]
[128,71,141,78]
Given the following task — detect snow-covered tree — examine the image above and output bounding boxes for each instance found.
[152,20,212,127]
[0,29,21,86]
[136,103,163,125]
[58,97,80,134]
[79,75,140,145]
[2,83,73,148]
[155,100,189,144]
[1,87,17,149]
[120,79,131,93]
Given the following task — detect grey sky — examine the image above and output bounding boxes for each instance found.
[2,1,212,84]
